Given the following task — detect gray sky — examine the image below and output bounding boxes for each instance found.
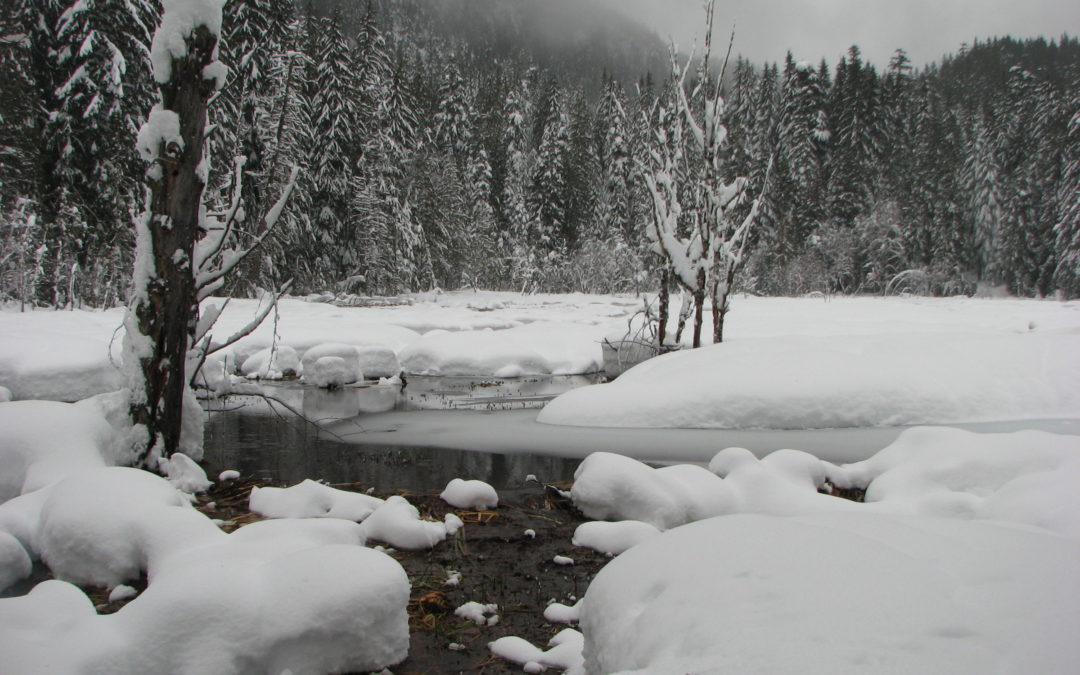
[598,0,1080,67]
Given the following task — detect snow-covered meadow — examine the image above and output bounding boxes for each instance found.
[2,291,1079,673]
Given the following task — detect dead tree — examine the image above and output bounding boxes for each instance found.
[125,1,296,467]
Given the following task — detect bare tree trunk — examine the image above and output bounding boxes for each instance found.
[657,266,669,350]
[128,25,218,466]
[692,268,705,348]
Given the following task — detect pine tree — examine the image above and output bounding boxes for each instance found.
[302,7,362,288]
[1054,85,1080,297]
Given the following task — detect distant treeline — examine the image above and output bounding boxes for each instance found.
[1,0,1077,305]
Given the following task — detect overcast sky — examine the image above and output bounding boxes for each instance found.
[598,0,1080,67]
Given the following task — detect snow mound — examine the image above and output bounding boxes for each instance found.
[249,479,383,522]
[354,345,400,379]
[440,478,499,510]
[306,356,360,388]
[845,426,1080,536]
[300,343,364,386]
[0,318,124,402]
[241,345,300,380]
[544,599,582,624]
[490,628,584,673]
[570,452,734,529]
[398,323,603,376]
[159,452,211,494]
[578,512,1080,675]
[571,520,661,555]
[360,495,452,550]
[0,386,11,402]
[0,400,113,501]
[0,544,409,675]
[38,467,222,587]
[455,601,499,625]
[539,332,1080,429]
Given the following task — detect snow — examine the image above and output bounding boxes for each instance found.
[0,400,410,673]
[543,599,582,624]
[135,106,182,161]
[571,520,661,555]
[240,344,300,380]
[455,601,499,625]
[299,343,365,385]
[490,629,585,673]
[217,469,240,482]
[158,451,211,493]
[8,294,1075,413]
[570,452,733,529]
[359,495,452,550]
[440,478,499,510]
[553,554,574,565]
[149,0,224,84]
[398,322,604,376]
[540,330,1080,429]
[305,355,358,388]
[577,512,1080,675]
[250,479,383,521]
[0,400,114,501]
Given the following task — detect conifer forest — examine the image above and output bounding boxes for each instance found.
[2,0,1079,307]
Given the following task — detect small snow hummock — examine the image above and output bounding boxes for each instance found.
[489,629,584,673]
[305,356,359,388]
[571,520,661,555]
[107,585,138,603]
[552,555,574,566]
[543,599,582,624]
[249,479,383,522]
[444,570,462,587]
[440,478,499,510]
[455,601,499,626]
[158,452,211,494]
[241,345,300,380]
[217,469,240,482]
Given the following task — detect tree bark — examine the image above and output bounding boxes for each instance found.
[657,265,669,350]
[692,268,706,348]
[128,26,218,465]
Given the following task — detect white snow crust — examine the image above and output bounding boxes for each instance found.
[578,512,1080,675]
[541,330,1080,429]
[398,322,603,376]
[564,427,1080,675]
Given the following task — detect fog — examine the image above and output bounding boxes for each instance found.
[597,0,1080,66]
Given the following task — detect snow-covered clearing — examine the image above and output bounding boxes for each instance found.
[2,292,1079,673]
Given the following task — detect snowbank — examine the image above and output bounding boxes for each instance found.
[398,322,604,376]
[0,400,115,501]
[578,512,1080,675]
[540,331,1080,429]
[0,312,124,401]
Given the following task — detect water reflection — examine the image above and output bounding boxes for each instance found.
[201,374,600,490]
[201,410,580,491]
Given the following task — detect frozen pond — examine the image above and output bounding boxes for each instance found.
[201,377,1080,489]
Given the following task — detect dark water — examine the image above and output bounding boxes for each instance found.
[200,375,600,491]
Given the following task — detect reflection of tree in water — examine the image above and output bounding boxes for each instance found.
[202,411,578,492]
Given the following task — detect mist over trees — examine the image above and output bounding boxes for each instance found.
[2,0,1079,304]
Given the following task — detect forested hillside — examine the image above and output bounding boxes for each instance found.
[2,0,1078,305]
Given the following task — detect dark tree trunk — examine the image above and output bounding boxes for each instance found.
[657,266,669,350]
[692,268,705,349]
[129,26,218,466]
